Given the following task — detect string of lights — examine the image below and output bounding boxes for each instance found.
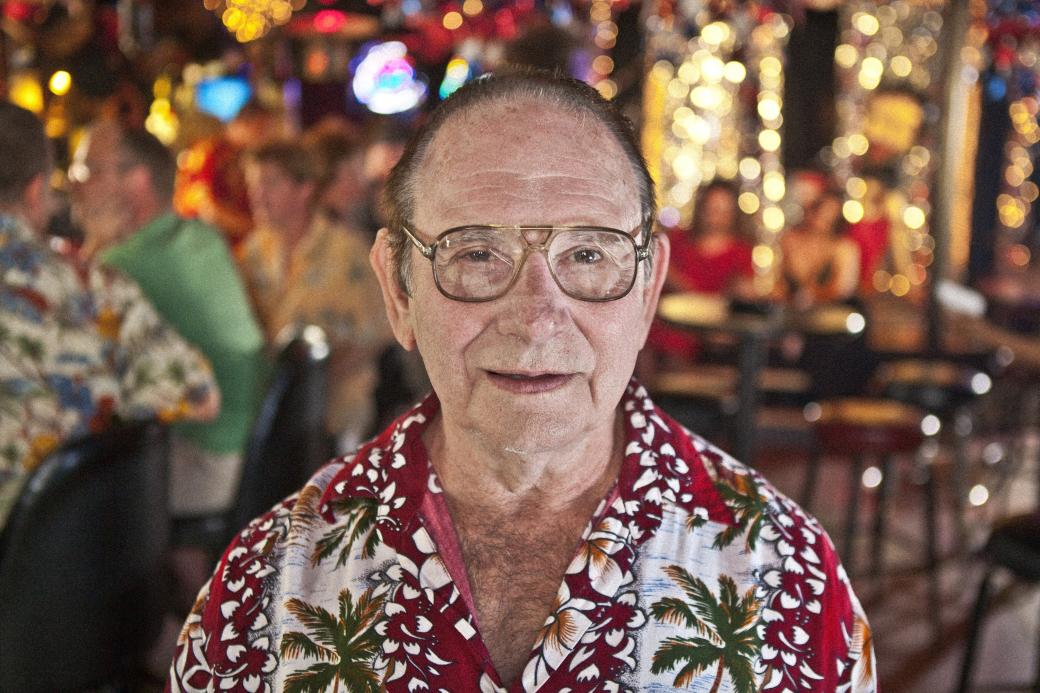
[829,0,946,298]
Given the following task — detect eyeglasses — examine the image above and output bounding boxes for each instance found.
[401,224,652,302]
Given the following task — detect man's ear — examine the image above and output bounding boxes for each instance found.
[370,228,417,351]
[637,232,670,345]
[22,173,50,232]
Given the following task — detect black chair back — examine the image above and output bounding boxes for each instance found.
[0,422,170,692]
[227,325,331,536]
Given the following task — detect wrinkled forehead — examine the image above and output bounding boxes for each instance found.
[413,98,641,229]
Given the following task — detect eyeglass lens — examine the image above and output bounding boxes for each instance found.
[433,227,637,301]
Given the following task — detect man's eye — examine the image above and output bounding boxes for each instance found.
[571,248,604,264]
[461,248,494,262]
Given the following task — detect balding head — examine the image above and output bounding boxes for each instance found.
[382,69,655,292]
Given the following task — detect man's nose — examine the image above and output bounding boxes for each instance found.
[494,250,567,342]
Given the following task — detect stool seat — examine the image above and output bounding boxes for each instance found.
[874,359,990,414]
[813,398,926,456]
[986,511,1040,582]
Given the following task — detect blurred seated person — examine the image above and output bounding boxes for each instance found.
[779,189,874,396]
[239,136,392,452]
[70,119,267,525]
[645,180,755,368]
[779,189,860,309]
[0,102,218,530]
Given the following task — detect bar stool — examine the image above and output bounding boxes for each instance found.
[956,511,1040,693]
[802,398,941,634]
[873,359,993,546]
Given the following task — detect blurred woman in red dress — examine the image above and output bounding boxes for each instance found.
[646,180,756,367]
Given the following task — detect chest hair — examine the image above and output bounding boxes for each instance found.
[451,507,591,687]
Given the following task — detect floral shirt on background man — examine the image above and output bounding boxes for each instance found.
[0,214,217,528]
[168,381,876,693]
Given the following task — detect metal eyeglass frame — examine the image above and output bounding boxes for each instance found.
[400,223,653,302]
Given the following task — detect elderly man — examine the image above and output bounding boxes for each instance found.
[169,71,875,692]
[0,102,218,530]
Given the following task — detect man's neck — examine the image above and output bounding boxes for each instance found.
[425,414,624,516]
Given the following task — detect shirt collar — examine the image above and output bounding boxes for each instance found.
[320,379,736,539]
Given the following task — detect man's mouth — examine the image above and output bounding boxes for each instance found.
[485,370,573,392]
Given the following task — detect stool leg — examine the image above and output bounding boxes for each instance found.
[802,447,821,513]
[956,566,993,693]
[923,455,942,641]
[952,406,972,551]
[871,456,892,580]
[844,454,863,576]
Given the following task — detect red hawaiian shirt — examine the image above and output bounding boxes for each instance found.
[168,381,876,692]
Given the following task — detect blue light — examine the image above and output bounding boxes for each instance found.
[195,76,252,122]
[985,75,1007,102]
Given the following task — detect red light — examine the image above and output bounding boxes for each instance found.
[313,9,347,33]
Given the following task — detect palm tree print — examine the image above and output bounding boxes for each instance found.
[280,587,386,692]
[311,496,381,567]
[650,566,761,693]
[688,472,771,552]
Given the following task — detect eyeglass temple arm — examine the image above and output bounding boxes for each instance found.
[400,226,435,258]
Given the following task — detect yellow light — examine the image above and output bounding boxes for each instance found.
[859,57,884,90]
[873,270,892,292]
[590,2,611,21]
[849,134,870,156]
[890,274,911,296]
[223,7,245,30]
[1023,181,1039,202]
[846,177,867,199]
[757,98,781,121]
[763,171,785,201]
[270,0,292,24]
[668,79,689,100]
[854,12,881,36]
[832,137,851,158]
[759,56,782,78]
[891,55,912,78]
[968,484,990,507]
[1006,167,1026,187]
[9,74,44,114]
[701,21,730,46]
[701,56,725,83]
[903,205,926,229]
[835,44,859,69]
[48,71,72,96]
[690,85,721,110]
[759,129,781,152]
[678,62,700,84]
[672,153,697,181]
[739,192,761,214]
[442,11,463,29]
[739,157,761,180]
[762,206,785,231]
[724,61,747,83]
[592,55,614,76]
[462,0,483,15]
[595,79,617,100]
[752,244,774,268]
[843,200,865,223]
[651,61,674,81]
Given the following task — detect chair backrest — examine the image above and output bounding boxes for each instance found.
[0,422,170,692]
[227,325,331,536]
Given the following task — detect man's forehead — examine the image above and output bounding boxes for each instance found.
[414,99,637,212]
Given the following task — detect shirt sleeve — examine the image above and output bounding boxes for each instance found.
[89,264,218,423]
